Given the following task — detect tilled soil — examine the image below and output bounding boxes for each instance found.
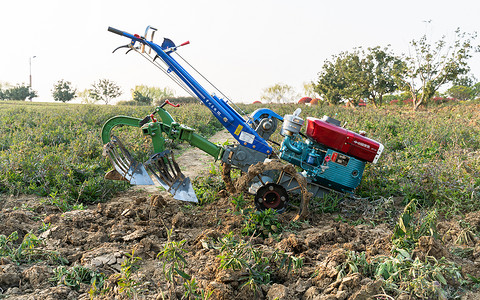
[1,131,480,299]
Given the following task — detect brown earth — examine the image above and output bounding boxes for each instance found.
[1,131,479,299]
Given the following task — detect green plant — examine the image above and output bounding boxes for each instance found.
[157,229,189,284]
[157,229,212,299]
[192,167,226,205]
[229,192,248,214]
[376,250,464,298]
[336,249,465,299]
[183,276,213,300]
[51,265,106,292]
[38,221,51,233]
[117,250,145,298]
[215,234,303,292]
[392,199,438,250]
[0,231,67,264]
[41,192,85,212]
[312,193,342,214]
[241,208,282,238]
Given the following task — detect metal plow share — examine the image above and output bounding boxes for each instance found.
[103,136,198,203]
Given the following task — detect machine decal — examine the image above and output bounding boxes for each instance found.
[331,152,350,166]
[239,131,255,144]
[234,124,243,136]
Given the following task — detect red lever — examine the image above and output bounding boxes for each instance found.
[150,114,157,122]
[180,41,190,47]
[165,99,180,107]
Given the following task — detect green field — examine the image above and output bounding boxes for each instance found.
[2,100,480,298]
[1,101,479,215]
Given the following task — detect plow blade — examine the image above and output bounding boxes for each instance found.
[103,137,197,203]
[145,150,198,203]
[103,136,155,185]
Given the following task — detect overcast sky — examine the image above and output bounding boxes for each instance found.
[1,0,479,103]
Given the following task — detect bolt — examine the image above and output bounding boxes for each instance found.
[281,196,286,201]
[258,198,263,203]
[268,185,274,191]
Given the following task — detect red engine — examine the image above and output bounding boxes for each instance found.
[306,117,384,163]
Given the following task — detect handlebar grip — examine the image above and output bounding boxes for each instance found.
[108,27,125,36]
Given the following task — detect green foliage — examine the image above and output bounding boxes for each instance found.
[395,29,477,110]
[0,102,223,207]
[117,250,145,297]
[51,265,106,292]
[241,208,283,238]
[89,79,122,104]
[0,231,67,264]
[447,81,480,100]
[392,199,439,250]
[0,84,38,101]
[337,249,464,299]
[215,233,303,291]
[157,230,212,299]
[314,46,400,106]
[157,230,189,284]
[131,85,175,106]
[261,83,298,103]
[52,79,77,103]
[192,164,225,205]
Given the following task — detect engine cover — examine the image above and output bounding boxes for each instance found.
[305,117,384,163]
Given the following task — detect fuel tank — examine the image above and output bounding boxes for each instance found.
[305,117,384,163]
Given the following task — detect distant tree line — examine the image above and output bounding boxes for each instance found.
[0,83,37,101]
[313,28,479,110]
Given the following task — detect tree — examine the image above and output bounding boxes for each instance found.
[302,82,320,99]
[261,83,297,103]
[362,46,401,107]
[446,76,480,100]
[1,84,37,101]
[78,89,97,104]
[314,47,400,107]
[89,79,122,105]
[394,28,477,110]
[314,56,347,104]
[131,85,175,106]
[52,79,76,103]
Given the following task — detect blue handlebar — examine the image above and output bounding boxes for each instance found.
[108,26,273,155]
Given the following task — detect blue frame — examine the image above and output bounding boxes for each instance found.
[108,27,274,155]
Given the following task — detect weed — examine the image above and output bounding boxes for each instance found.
[51,264,106,292]
[41,192,85,212]
[391,199,438,250]
[157,229,212,299]
[0,231,67,264]
[229,192,248,214]
[157,229,189,284]
[192,171,225,206]
[312,193,342,213]
[117,250,146,298]
[241,208,283,238]
[216,233,303,292]
[337,249,465,299]
[38,222,51,233]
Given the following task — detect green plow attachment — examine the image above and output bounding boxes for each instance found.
[103,136,198,203]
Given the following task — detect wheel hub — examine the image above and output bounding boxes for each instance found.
[255,183,288,212]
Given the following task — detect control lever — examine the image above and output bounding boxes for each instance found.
[139,100,180,126]
[160,99,180,108]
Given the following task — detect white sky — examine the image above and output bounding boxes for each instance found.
[1,0,479,103]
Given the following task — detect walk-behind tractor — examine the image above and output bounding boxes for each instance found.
[102,26,384,219]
